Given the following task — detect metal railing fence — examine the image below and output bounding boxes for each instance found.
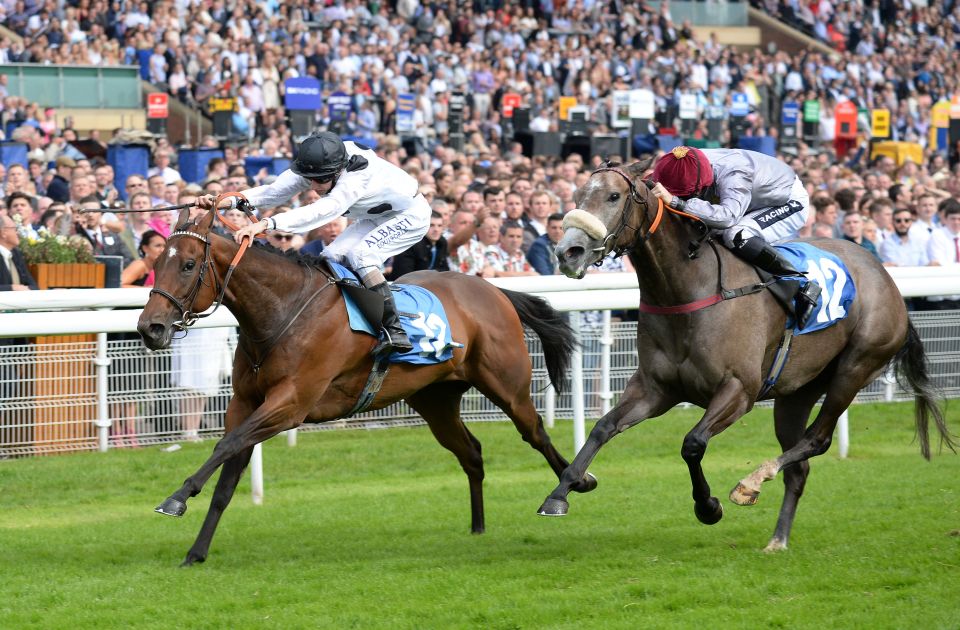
[2,311,958,459]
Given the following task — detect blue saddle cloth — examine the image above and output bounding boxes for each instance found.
[327,262,463,365]
[774,243,856,335]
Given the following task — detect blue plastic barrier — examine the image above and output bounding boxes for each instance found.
[656,134,683,153]
[341,135,378,150]
[107,144,150,200]
[0,142,28,168]
[737,136,777,156]
[243,156,292,180]
[178,148,225,184]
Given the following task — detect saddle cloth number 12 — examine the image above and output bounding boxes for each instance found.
[805,257,848,324]
[409,311,448,358]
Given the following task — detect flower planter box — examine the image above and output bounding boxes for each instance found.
[27,263,105,454]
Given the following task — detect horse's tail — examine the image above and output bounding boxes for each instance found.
[893,320,957,460]
[498,288,576,393]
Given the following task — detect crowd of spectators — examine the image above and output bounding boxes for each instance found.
[0,0,958,308]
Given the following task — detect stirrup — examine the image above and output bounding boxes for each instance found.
[372,327,413,356]
[371,326,413,355]
[794,283,822,329]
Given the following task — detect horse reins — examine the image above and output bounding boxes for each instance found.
[589,166,706,259]
[586,166,773,317]
[148,192,256,331]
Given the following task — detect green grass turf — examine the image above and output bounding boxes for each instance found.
[1,402,958,629]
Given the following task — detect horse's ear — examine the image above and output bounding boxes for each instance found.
[627,154,656,179]
[196,208,216,232]
[175,206,192,229]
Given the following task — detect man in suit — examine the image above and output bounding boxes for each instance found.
[75,195,135,267]
[0,213,37,292]
[387,211,450,280]
[0,212,38,453]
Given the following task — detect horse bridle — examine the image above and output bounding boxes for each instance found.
[588,166,707,260]
[149,193,257,331]
[148,229,228,331]
[588,166,657,259]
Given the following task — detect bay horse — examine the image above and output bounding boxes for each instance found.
[137,208,595,566]
[537,160,955,551]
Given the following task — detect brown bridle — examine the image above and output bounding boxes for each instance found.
[148,192,256,331]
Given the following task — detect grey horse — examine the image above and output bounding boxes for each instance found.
[537,160,954,551]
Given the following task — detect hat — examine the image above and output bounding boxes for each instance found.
[652,146,713,198]
[55,155,77,169]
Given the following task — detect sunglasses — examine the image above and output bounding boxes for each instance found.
[272,233,295,241]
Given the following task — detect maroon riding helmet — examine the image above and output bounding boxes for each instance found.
[652,146,714,198]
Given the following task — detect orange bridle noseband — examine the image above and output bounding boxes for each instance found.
[587,166,708,259]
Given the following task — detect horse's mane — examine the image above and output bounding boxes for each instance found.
[200,223,330,273]
[249,239,329,272]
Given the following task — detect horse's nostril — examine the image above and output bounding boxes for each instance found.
[148,323,165,339]
[564,246,585,261]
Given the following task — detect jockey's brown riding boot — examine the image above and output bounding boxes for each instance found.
[732,235,822,329]
[370,282,413,356]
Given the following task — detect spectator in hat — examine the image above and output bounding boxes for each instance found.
[75,194,135,267]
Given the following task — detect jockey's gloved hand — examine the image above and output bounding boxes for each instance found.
[236,198,255,215]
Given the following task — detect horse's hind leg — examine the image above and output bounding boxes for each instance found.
[731,355,880,508]
[681,378,751,525]
[182,445,254,567]
[470,372,596,494]
[764,380,826,552]
[406,382,486,533]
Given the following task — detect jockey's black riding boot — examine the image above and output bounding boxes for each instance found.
[370,282,413,356]
[732,236,822,329]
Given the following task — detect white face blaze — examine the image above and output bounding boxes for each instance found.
[167,246,177,258]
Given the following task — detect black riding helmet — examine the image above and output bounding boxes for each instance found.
[291,131,348,181]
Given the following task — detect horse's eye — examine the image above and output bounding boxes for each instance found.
[608,193,620,203]
[183,260,196,272]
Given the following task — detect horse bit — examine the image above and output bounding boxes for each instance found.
[149,229,231,332]
[587,166,709,261]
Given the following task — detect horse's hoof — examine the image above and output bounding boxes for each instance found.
[537,497,569,517]
[180,553,206,567]
[155,497,187,517]
[729,482,760,506]
[763,539,788,553]
[694,497,723,525]
[572,472,598,494]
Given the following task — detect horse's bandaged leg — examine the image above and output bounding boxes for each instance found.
[563,210,608,241]
[729,459,780,506]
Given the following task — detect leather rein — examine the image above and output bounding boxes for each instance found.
[590,166,706,260]
[589,166,772,316]
[148,192,256,331]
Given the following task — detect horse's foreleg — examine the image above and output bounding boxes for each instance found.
[538,374,673,517]
[173,392,258,566]
[681,378,751,525]
[181,446,254,566]
[155,385,306,519]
